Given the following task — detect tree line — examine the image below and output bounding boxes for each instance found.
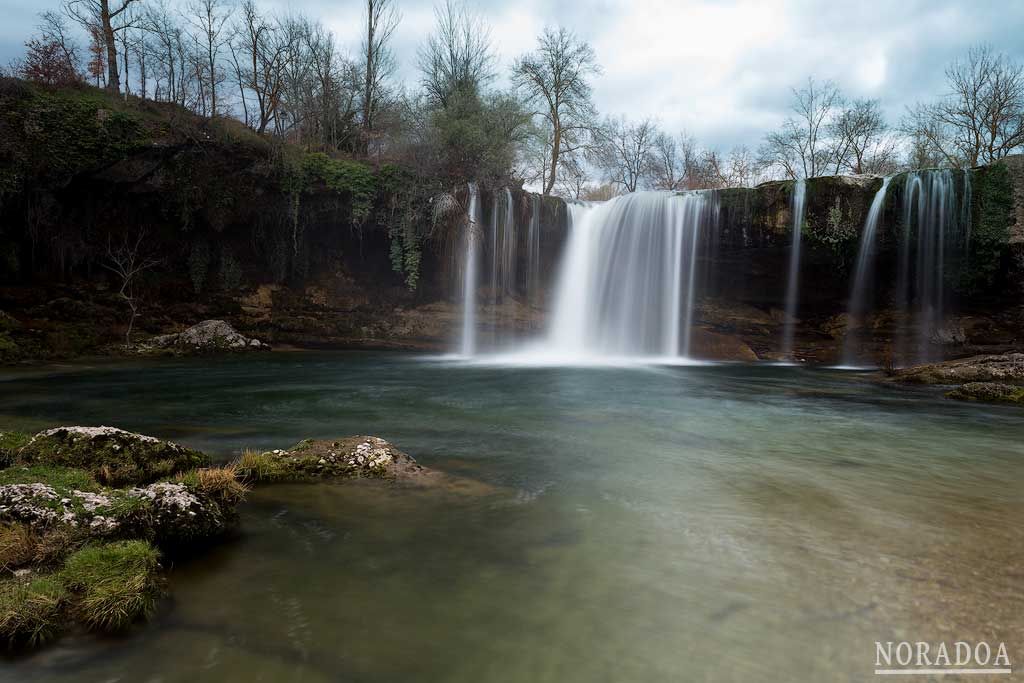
[8,0,1024,198]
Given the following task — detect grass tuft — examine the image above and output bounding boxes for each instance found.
[0,524,37,573]
[0,576,67,650]
[234,449,289,483]
[60,541,162,632]
[173,465,248,506]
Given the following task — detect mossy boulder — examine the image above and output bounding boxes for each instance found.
[892,352,1024,385]
[18,427,209,486]
[0,467,231,548]
[946,382,1024,405]
[236,436,431,483]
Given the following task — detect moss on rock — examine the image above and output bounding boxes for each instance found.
[18,426,209,486]
[946,382,1024,405]
[235,436,430,483]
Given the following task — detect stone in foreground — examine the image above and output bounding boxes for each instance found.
[18,426,209,486]
[237,436,435,482]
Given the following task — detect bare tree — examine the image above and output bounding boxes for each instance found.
[230,0,292,134]
[361,0,400,145]
[594,116,656,193]
[513,27,599,195]
[103,230,160,349]
[418,0,494,106]
[904,45,1024,167]
[64,0,142,93]
[184,0,232,116]
[828,98,898,174]
[760,77,842,179]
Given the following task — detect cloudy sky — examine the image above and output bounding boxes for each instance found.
[3,0,1023,150]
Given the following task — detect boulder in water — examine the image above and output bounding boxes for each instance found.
[892,352,1024,385]
[946,382,1024,405]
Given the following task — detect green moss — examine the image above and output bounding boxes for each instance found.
[0,83,149,202]
[0,431,30,467]
[0,575,67,649]
[0,464,99,491]
[296,152,377,225]
[60,540,161,632]
[956,163,1013,294]
[18,428,209,486]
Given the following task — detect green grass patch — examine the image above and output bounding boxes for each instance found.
[0,575,67,650]
[0,464,99,491]
[60,541,161,632]
[0,431,30,467]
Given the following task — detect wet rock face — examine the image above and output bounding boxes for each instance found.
[19,427,209,486]
[147,320,268,354]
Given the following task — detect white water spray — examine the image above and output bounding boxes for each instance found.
[780,178,806,360]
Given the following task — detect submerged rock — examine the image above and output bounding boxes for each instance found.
[18,426,209,486]
[237,436,434,482]
[892,352,1024,385]
[946,382,1024,405]
[147,320,268,354]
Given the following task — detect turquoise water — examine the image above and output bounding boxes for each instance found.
[2,352,1023,681]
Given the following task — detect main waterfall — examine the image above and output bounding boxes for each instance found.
[541,191,717,361]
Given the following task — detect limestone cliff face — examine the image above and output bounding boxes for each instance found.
[0,79,1021,363]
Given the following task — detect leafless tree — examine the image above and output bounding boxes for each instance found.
[904,44,1024,167]
[418,0,494,106]
[759,77,842,179]
[828,98,898,174]
[183,0,232,116]
[64,0,142,93]
[513,27,600,195]
[594,116,656,193]
[230,0,292,134]
[103,230,160,349]
[361,0,400,145]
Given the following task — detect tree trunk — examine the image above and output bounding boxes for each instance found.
[545,122,561,196]
[101,0,121,93]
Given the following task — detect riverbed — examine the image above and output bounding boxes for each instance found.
[2,351,1022,681]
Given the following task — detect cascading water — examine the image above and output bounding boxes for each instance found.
[780,179,806,360]
[525,195,541,306]
[895,169,971,366]
[459,183,481,356]
[841,176,892,366]
[543,191,716,360]
[487,188,517,348]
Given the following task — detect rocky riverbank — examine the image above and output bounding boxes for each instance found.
[0,425,454,651]
[888,351,1024,406]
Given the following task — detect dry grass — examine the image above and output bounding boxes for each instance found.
[0,524,37,573]
[174,464,249,506]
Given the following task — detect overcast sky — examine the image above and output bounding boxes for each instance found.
[3,0,1023,150]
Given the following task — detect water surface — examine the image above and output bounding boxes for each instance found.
[2,352,1022,682]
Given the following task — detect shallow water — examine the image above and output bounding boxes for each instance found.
[2,352,1023,682]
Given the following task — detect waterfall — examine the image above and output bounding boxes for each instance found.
[895,169,971,366]
[525,195,541,306]
[841,176,892,366]
[544,191,716,360]
[459,183,481,356]
[780,179,806,360]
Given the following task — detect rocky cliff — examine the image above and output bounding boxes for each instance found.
[0,79,1021,364]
